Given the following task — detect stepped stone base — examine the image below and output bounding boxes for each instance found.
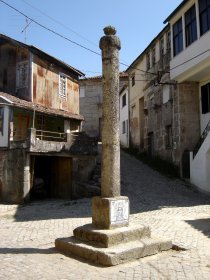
[55,223,172,266]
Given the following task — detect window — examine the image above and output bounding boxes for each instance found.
[59,73,67,97]
[122,94,126,107]
[163,85,170,104]
[160,37,164,59]
[122,121,126,134]
[185,5,197,47]
[151,47,156,66]
[173,18,183,56]
[37,114,46,131]
[131,105,135,118]
[165,125,172,149]
[146,52,150,70]
[201,82,210,113]
[0,107,4,135]
[80,86,85,98]
[16,61,28,88]
[3,69,7,87]
[199,0,210,35]
[166,31,171,51]
[131,74,135,87]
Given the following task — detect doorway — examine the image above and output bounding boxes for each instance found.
[30,156,72,200]
[139,97,144,150]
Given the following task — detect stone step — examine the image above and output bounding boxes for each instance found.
[73,223,151,248]
[55,236,172,266]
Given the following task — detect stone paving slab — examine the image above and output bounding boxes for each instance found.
[0,151,210,279]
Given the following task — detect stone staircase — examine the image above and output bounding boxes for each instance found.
[55,222,172,266]
[74,158,101,198]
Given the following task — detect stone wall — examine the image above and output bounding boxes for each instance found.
[0,149,26,203]
[143,81,200,171]
[174,82,200,167]
[80,79,102,138]
[72,156,97,198]
[144,81,174,162]
[79,75,128,138]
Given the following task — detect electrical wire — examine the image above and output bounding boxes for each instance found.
[0,0,159,77]
[120,61,157,76]
[2,0,210,81]
[19,0,98,48]
[170,48,210,71]
[0,0,101,56]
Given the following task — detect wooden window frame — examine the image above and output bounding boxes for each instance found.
[59,73,67,98]
[185,4,197,47]
[173,18,183,56]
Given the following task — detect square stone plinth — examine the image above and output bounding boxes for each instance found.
[92,196,129,229]
[74,223,151,248]
[55,236,172,266]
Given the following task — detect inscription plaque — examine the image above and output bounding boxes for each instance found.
[110,199,129,224]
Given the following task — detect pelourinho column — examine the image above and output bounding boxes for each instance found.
[92,26,129,229]
[55,27,172,266]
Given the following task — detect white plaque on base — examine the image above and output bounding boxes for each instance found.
[110,199,129,225]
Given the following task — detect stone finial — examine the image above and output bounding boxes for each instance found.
[103,26,116,36]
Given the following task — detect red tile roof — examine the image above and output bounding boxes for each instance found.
[79,71,128,81]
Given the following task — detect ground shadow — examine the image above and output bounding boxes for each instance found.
[7,150,210,222]
[0,247,55,254]
[0,246,107,268]
[13,198,92,222]
[121,151,210,215]
[185,218,210,238]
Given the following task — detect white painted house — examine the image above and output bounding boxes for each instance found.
[164,0,210,193]
[119,85,129,148]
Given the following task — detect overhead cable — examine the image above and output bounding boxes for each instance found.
[0,0,101,56]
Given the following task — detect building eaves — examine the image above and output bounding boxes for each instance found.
[126,24,169,73]
[79,71,128,81]
[163,0,189,23]
[0,92,84,121]
[0,34,85,77]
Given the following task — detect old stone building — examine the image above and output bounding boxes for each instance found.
[126,22,200,177]
[164,0,210,193]
[119,84,129,148]
[79,72,128,140]
[0,34,97,203]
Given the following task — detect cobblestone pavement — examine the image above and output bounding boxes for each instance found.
[0,151,210,280]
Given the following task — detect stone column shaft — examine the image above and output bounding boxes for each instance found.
[99,26,121,198]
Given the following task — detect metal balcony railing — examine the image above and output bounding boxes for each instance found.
[193,120,210,158]
[35,130,67,142]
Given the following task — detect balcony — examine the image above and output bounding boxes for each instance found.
[170,31,210,82]
[9,128,98,155]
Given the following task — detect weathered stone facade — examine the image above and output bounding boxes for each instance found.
[0,34,98,204]
[0,149,26,203]
[79,73,128,139]
[127,25,200,174]
[144,79,200,168]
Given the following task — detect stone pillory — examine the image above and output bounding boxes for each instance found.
[99,25,121,198]
[55,26,172,266]
[92,25,130,230]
